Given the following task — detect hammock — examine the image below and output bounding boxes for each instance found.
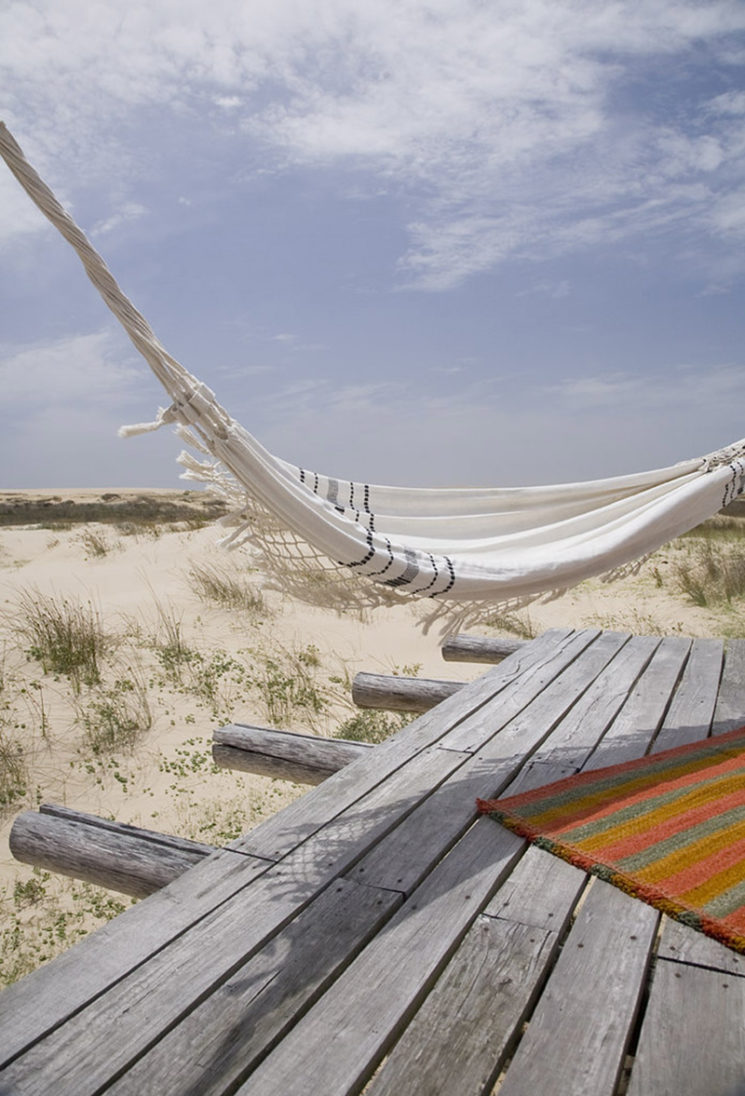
[2,122,744,627]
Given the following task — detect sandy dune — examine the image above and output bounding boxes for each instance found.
[0,488,737,983]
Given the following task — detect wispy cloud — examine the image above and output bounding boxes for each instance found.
[0,330,143,409]
[252,360,745,486]
[2,1,744,286]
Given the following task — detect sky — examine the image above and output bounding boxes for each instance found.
[1,0,744,490]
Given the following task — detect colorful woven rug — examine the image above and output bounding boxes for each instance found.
[477,725,745,953]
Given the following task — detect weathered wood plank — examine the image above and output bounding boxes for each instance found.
[0,747,465,1093]
[240,818,524,1096]
[367,848,587,1096]
[465,630,626,770]
[213,723,371,784]
[0,633,573,1070]
[496,880,658,1096]
[441,634,525,663]
[440,628,600,755]
[656,916,745,978]
[483,844,587,931]
[368,916,556,1096]
[348,634,613,895]
[627,959,745,1096]
[10,806,214,898]
[652,637,724,752]
[352,672,464,712]
[231,628,580,860]
[712,637,745,736]
[582,635,692,769]
[503,634,657,795]
[0,848,272,1067]
[105,879,403,1096]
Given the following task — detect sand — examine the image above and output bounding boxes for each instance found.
[0,488,738,982]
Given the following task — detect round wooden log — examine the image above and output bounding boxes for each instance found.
[10,805,215,898]
[441,634,527,663]
[213,724,372,784]
[351,673,465,713]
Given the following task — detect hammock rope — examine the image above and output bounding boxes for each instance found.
[2,121,744,627]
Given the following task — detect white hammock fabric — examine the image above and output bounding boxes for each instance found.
[2,122,744,625]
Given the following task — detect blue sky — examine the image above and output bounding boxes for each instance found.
[1,1,744,489]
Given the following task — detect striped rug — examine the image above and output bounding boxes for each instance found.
[477,725,745,953]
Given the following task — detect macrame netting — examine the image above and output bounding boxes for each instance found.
[2,121,744,631]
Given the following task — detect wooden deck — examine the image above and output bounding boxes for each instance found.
[2,627,745,1095]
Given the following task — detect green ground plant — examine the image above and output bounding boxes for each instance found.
[334,708,413,745]
[0,730,27,814]
[672,539,745,607]
[484,610,536,639]
[0,870,127,988]
[188,560,270,619]
[13,590,111,693]
[78,671,152,754]
[248,643,326,727]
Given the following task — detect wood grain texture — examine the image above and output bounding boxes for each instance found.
[231,629,577,860]
[1,748,464,1094]
[502,634,656,796]
[213,723,371,784]
[442,628,598,754]
[484,844,587,932]
[0,848,272,1067]
[652,637,724,752]
[656,917,745,978]
[368,846,588,1096]
[105,879,402,1096]
[240,819,524,1096]
[352,672,464,712]
[627,959,745,1096]
[367,915,557,1096]
[582,635,692,769]
[712,638,745,736]
[497,880,658,1096]
[349,636,613,895]
[10,806,213,897]
[441,634,525,663]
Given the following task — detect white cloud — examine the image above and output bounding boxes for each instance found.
[0,330,143,409]
[1,1,745,285]
[252,360,745,486]
[92,202,147,238]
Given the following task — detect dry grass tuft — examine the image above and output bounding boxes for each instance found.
[13,590,112,693]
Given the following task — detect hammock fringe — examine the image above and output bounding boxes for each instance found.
[2,120,744,632]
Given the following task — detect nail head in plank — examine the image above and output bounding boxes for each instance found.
[442,628,599,754]
[2,748,464,1091]
[627,959,745,1096]
[519,634,659,771]
[484,845,587,932]
[0,848,271,1067]
[497,879,658,1096]
[231,629,576,860]
[350,636,621,895]
[367,915,558,1096]
[656,916,745,978]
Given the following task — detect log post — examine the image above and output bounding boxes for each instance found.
[213,724,372,784]
[10,804,215,899]
[351,673,465,713]
[441,634,527,663]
